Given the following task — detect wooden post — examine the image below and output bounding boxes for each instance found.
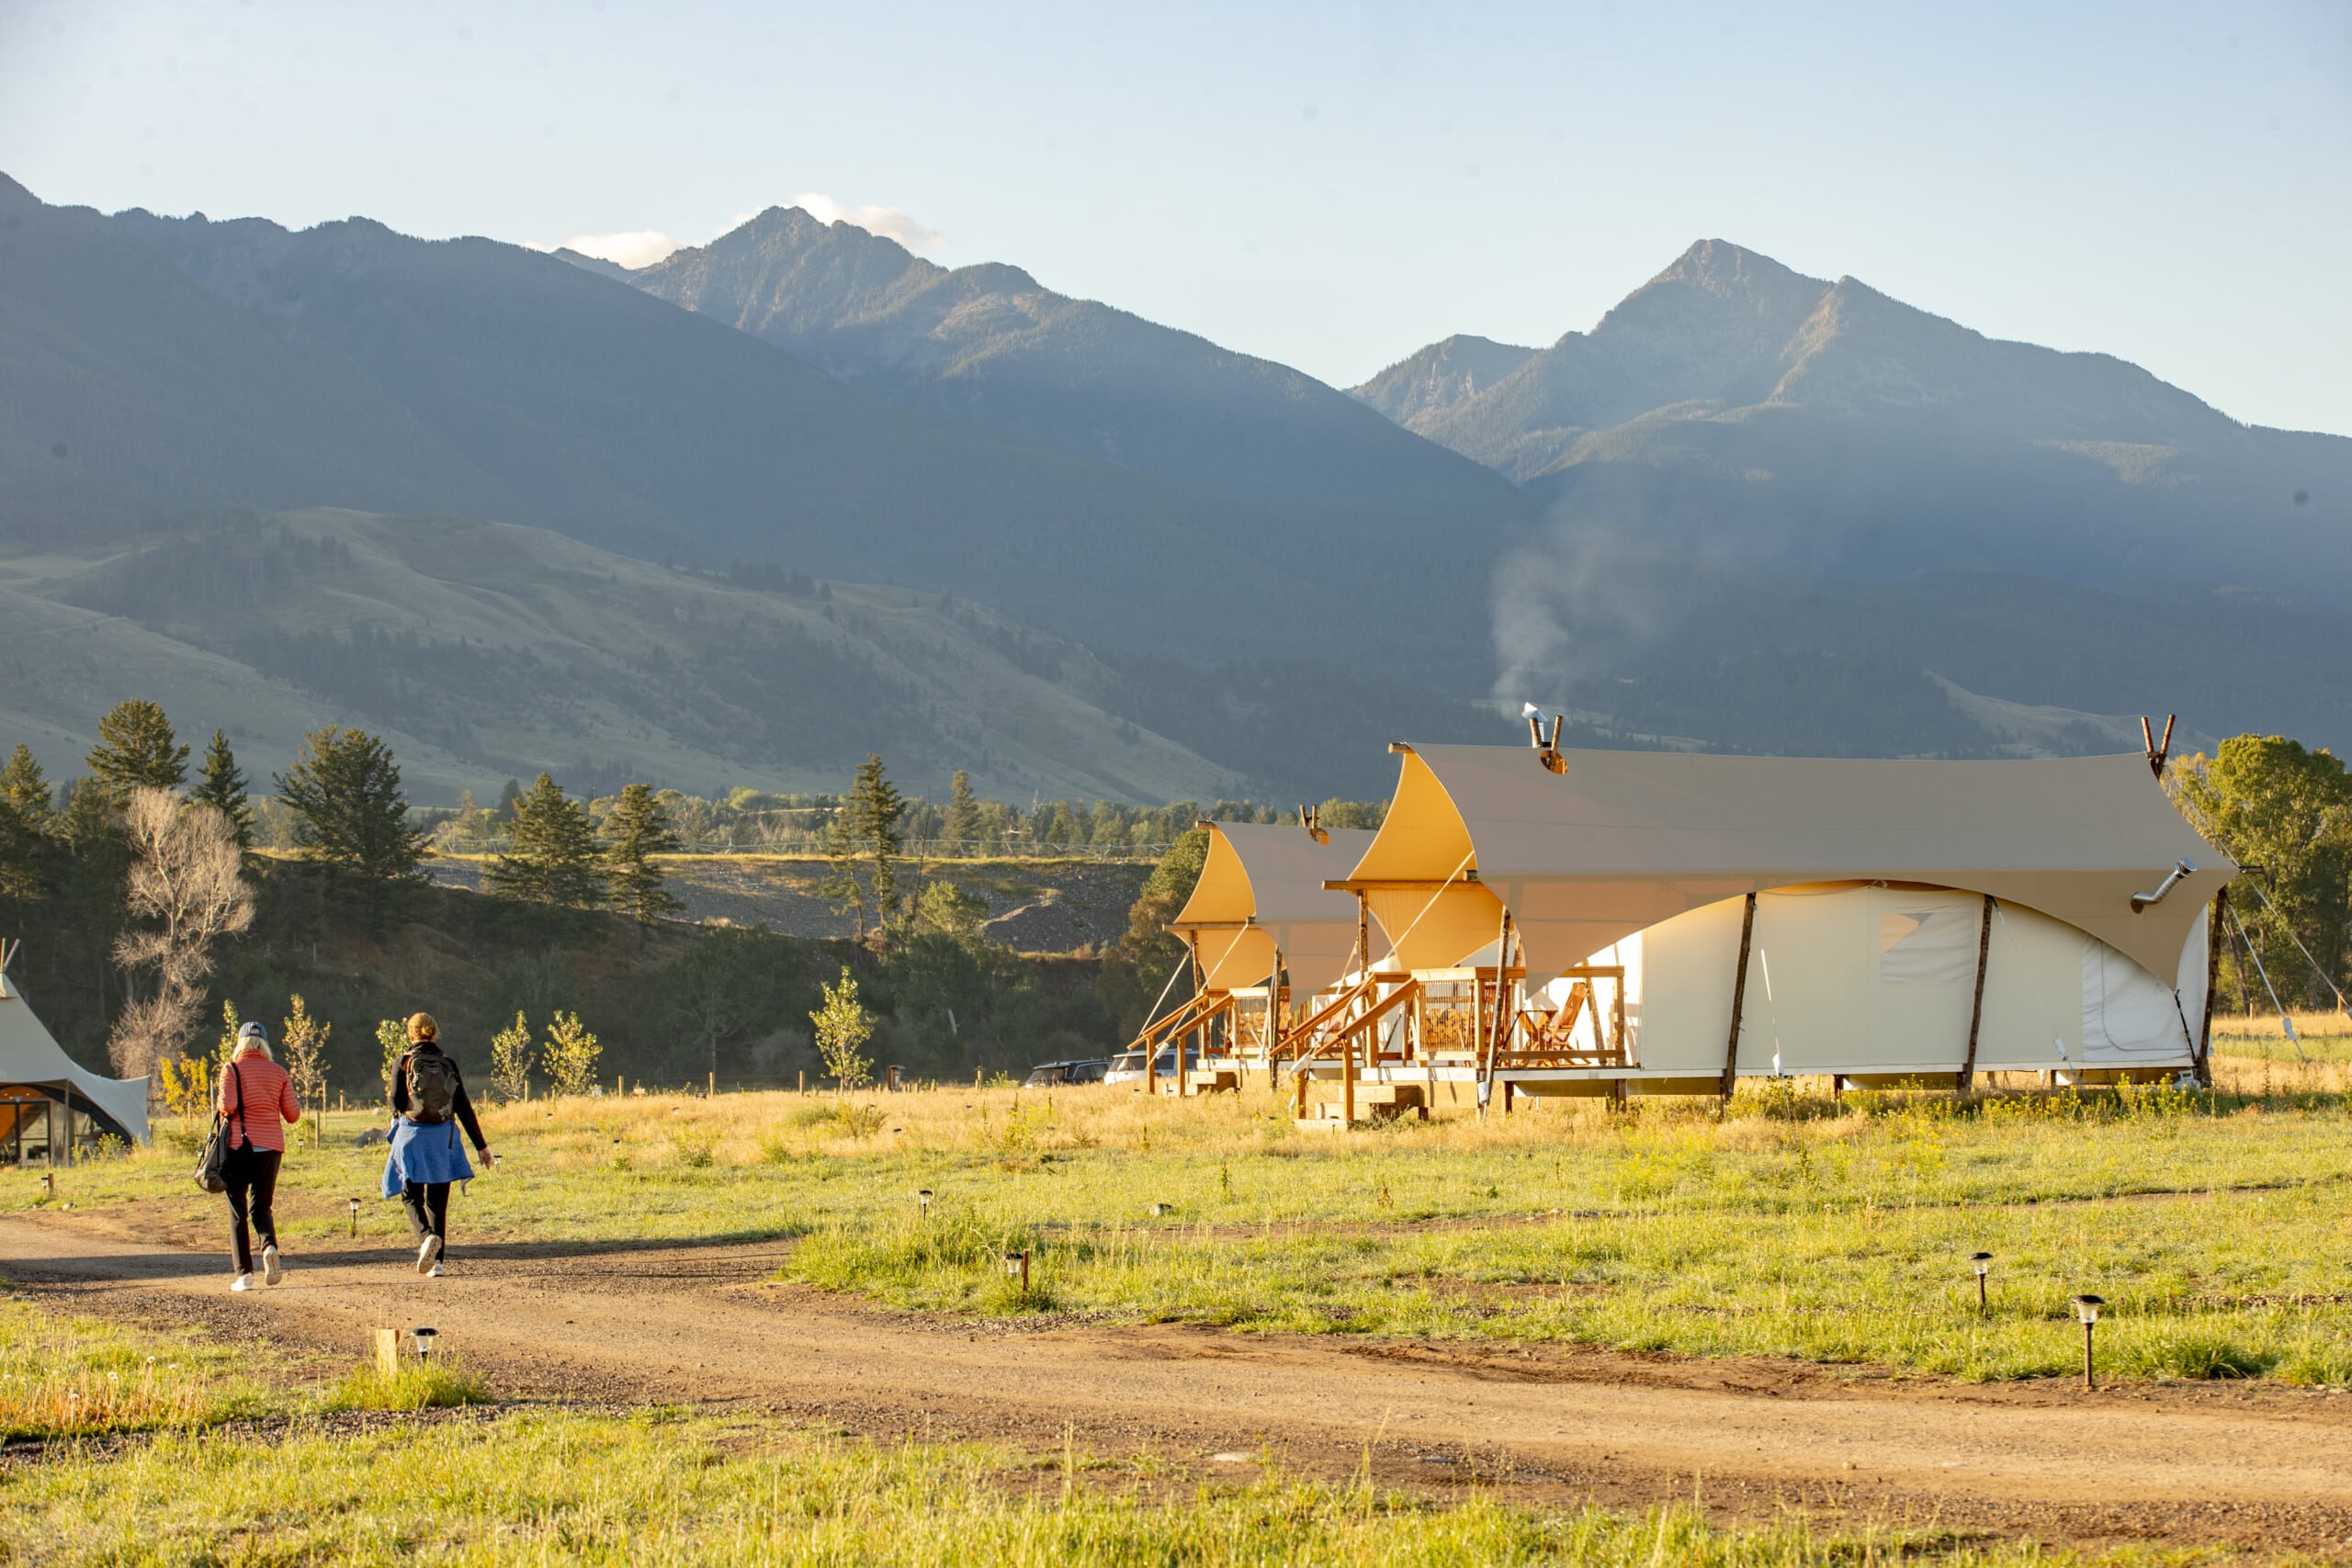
[1265,955,1282,1062]
[1958,894,1995,1093]
[1719,893,1758,1101]
[1293,1058,1308,1120]
[708,1070,716,1098]
[1341,1014,1356,1125]
[374,1327,401,1380]
[2197,887,2224,1087]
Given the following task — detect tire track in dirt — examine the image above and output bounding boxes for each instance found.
[7,1212,2352,1556]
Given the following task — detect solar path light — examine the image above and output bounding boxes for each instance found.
[1149,1201,1172,1216]
[412,1326,438,1365]
[917,1189,933,1218]
[2071,1295,2105,1390]
[1002,1249,1030,1294]
[1970,1252,1993,1316]
[348,1197,361,1236]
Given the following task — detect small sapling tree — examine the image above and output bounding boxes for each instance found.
[489,1011,534,1102]
[377,1018,408,1100]
[810,965,873,1094]
[542,1010,602,1097]
[280,994,331,1141]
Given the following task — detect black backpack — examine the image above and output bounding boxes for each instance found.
[405,1047,458,1123]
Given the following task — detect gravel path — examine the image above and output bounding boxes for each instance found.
[7,1211,2352,1555]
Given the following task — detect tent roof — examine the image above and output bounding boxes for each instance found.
[1171,823,1374,994]
[0,979,151,1143]
[1342,745,2232,979]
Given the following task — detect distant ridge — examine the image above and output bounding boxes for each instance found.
[626,207,1530,520]
[1351,334,1537,428]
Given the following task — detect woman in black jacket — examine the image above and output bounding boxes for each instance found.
[381,1012,492,1277]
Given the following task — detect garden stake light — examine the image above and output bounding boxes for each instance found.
[348,1197,361,1236]
[1149,1201,1172,1216]
[2072,1295,2105,1390]
[1971,1252,1992,1316]
[1002,1250,1030,1294]
[39,1173,52,1197]
[412,1326,439,1365]
[917,1189,933,1218]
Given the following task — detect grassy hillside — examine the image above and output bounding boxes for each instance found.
[1,509,1256,805]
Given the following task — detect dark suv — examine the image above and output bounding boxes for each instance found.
[1022,1058,1109,1088]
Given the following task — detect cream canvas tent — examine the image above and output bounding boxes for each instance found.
[1171,823,1376,997]
[1131,822,1376,1087]
[0,944,151,1154]
[1334,745,2230,1094]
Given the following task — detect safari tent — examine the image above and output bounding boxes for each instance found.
[1128,820,1374,1089]
[1319,744,2230,1107]
[0,942,151,1156]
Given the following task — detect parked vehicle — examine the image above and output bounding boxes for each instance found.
[1102,1046,1199,1087]
[1022,1058,1109,1088]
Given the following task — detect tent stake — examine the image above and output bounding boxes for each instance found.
[1958,894,1995,1093]
[1719,893,1758,1102]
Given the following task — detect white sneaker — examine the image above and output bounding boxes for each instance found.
[262,1246,283,1286]
[231,1273,254,1292]
[415,1234,442,1275]
[427,1260,445,1278]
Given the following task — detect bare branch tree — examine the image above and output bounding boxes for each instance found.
[107,789,255,1078]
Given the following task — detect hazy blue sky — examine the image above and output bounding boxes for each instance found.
[5,0,2347,433]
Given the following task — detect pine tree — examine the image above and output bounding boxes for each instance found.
[848,754,908,926]
[940,769,981,850]
[0,745,54,832]
[602,783,683,925]
[85,699,188,804]
[276,726,428,882]
[190,729,254,849]
[817,754,909,939]
[489,773,605,908]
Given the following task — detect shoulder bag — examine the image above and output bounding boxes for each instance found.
[193,1059,247,1194]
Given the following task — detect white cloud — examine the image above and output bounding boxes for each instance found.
[790,192,944,254]
[543,229,686,270]
[526,197,943,269]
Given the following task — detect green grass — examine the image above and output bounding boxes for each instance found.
[0,1407,2237,1565]
[22,1056,2352,1388]
[0,1294,275,1440]
[322,1357,492,1413]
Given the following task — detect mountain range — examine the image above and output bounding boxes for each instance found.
[1353,241,2350,607]
[4,174,2348,803]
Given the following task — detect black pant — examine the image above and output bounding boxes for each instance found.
[401,1180,450,1250]
[223,1145,281,1275]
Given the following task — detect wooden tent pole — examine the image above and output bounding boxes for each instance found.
[1719,893,1758,1102]
[2197,887,2225,1086]
[1958,894,1995,1093]
[1477,909,1512,1118]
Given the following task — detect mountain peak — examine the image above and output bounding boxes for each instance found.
[0,171,40,212]
[1645,239,1825,303]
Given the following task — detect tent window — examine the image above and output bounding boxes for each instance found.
[0,1091,52,1165]
[1877,907,1976,987]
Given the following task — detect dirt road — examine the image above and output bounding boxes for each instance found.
[6,1211,2351,1555]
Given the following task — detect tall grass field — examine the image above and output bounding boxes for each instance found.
[18,1037,2350,1388]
